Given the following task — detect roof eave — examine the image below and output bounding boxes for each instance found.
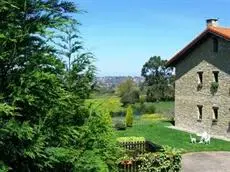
[166,28,230,67]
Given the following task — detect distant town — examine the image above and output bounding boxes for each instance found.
[96,76,144,88]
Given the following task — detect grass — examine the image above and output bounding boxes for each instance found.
[86,95,174,116]
[116,118,230,153]
[87,95,230,153]
[145,101,174,115]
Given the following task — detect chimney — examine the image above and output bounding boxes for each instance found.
[206,18,219,27]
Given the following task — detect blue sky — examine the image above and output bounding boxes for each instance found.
[75,0,230,76]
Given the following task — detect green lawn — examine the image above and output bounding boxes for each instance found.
[87,96,230,153]
[145,101,174,116]
[116,119,230,153]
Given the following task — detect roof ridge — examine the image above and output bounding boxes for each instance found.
[208,26,230,30]
[166,26,230,67]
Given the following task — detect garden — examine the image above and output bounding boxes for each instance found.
[87,95,230,171]
[87,95,230,152]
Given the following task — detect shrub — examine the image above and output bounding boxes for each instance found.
[143,103,156,114]
[121,89,140,106]
[132,103,144,115]
[110,110,126,117]
[137,146,181,172]
[117,137,145,142]
[125,105,134,127]
[139,95,146,104]
[210,82,219,95]
[114,120,126,130]
[132,103,156,115]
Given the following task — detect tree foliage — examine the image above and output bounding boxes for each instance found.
[116,78,136,97]
[52,23,96,99]
[116,78,140,105]
[0,0,120,171]
[120,89,140,106]
[141,56,174,102]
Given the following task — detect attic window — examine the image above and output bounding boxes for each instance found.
[197,72,203,84]
[213,71,219,83]
[213,38,218,52]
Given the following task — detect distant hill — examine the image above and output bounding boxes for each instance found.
[96,76,144,89]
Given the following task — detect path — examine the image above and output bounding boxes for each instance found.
[182,152,230,172]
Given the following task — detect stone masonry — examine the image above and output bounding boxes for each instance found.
[174,36,230,138]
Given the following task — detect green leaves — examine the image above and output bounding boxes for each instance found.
[125,105,134,127]
[0,103,15,117]
[141,56,174,102]
[136,146,182,172]
[0,161,10,172]
[0,0,117,171]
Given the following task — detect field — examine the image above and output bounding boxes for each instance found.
[86,96,174,115]
[85,96,125,113]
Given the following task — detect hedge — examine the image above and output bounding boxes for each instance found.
[119,146,181,172]
[136,146,181,172]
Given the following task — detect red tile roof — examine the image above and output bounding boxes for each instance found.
[209,26,230,39]
[166,26,230,67]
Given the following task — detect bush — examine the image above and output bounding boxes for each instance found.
[137,146,181,172]
[139,95,146,104]
[114,120,126,130]
[132,103,156,115]
[125,105,134,127]
[121,89,140,106]
[210,82,219,95]
[143,103,156,114]
[132,103,144,115]
[117,137,145,142]
[110,110,126,117]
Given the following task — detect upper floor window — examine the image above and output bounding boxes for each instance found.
[197,71,203,84]
[213,71,219,83]
[213,38,218,52]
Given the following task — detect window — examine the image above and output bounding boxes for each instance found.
[213,71,219,83]
[197,105,203,121]
[213,38,218,52]
[213,107,218,121]
[197,71,203,84]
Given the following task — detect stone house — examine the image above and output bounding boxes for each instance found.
[167,19,230,138]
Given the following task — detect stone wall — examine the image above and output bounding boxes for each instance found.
[174,36,230,138]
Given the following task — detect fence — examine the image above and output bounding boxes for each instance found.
[119,141,146,154]
[119,140,162,154]
[118,140,162,172]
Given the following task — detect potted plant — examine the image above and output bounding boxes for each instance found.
[210,82,219,95]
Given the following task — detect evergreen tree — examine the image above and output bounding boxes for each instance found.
[0,1,120,171]
[125,105,133,127]
[53,23,96,99]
